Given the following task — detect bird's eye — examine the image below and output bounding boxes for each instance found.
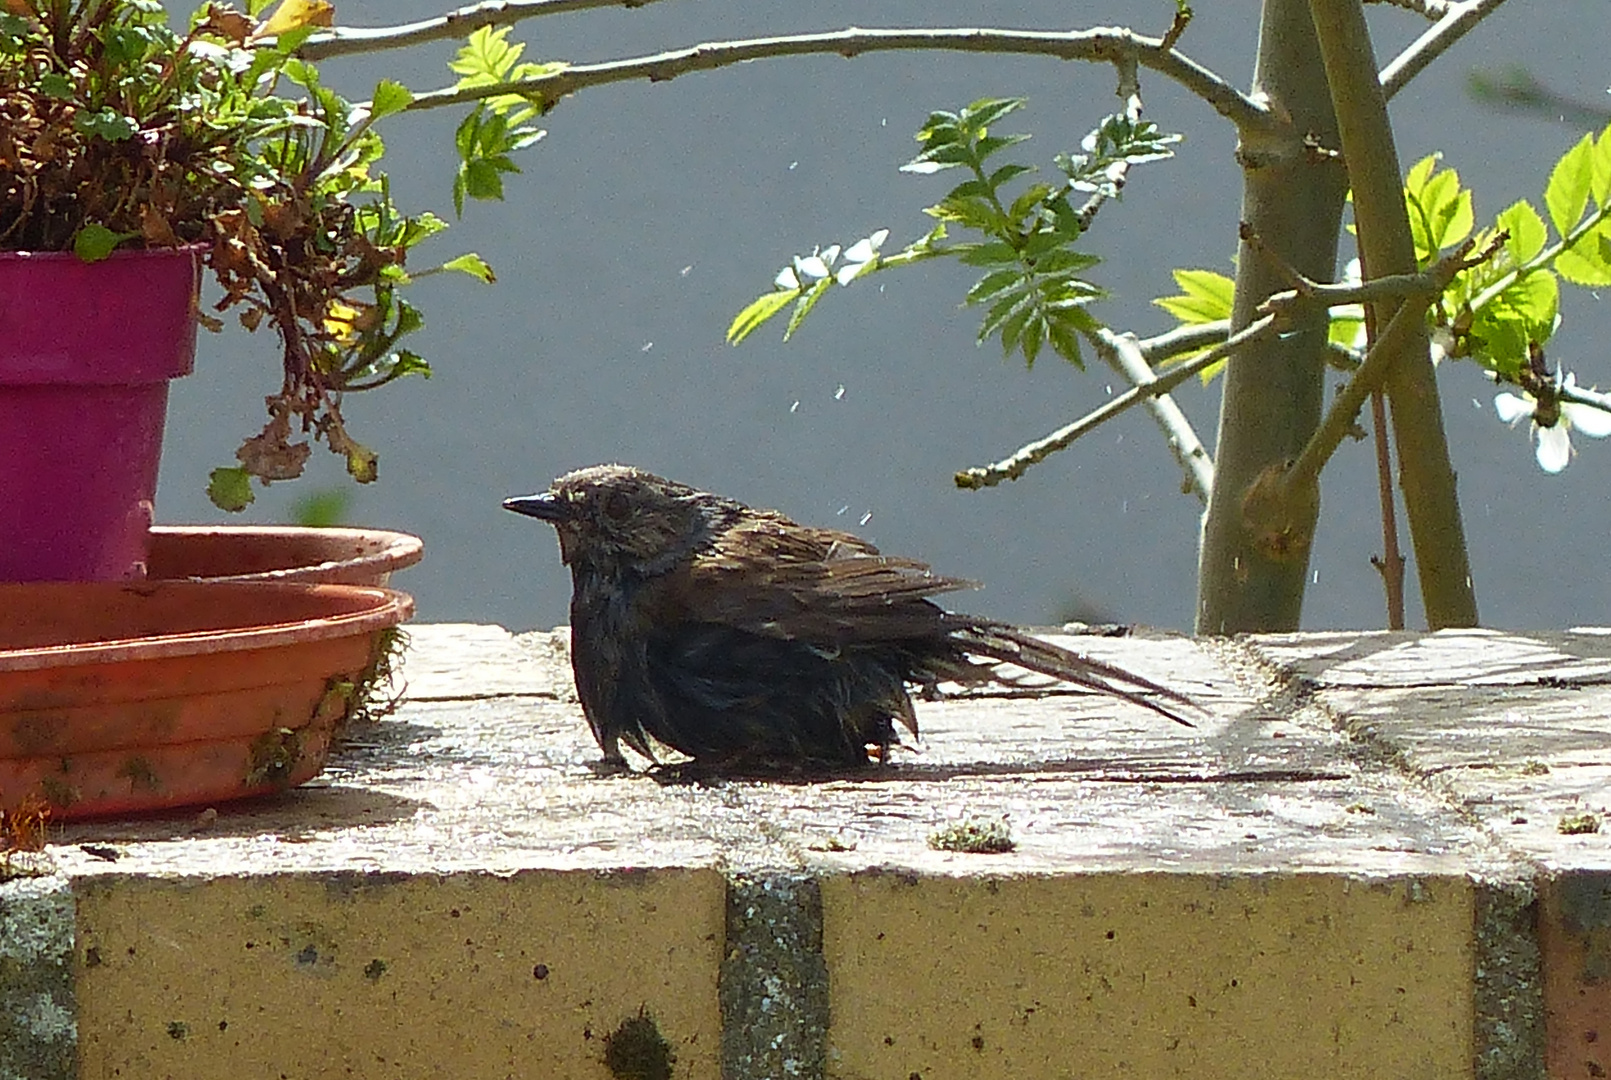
[604,490,632,521]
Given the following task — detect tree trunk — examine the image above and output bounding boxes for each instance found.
[1195,0,1348,634]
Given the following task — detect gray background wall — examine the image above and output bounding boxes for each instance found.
[156,0,1611,632]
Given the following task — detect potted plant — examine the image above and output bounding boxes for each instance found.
[0,0,498,580]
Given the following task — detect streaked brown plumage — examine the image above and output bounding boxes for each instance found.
[504,464,1194,769]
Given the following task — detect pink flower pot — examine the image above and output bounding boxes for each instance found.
[0,247,202,581]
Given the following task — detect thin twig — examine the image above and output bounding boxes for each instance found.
[1368,387,1407,629]
[1379,0,1510,100]
[1355,261,1407,629]
[398,26,1278,134]
[1088,327,1215,503]
[1283,236,1501,493]
[955,314,1278,490]
[1365,0,1452,18]
[953,260,1430,492]
[299,0,671,61]
[1158,6,1192,52]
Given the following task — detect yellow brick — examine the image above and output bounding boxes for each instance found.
[822,872,1474,1080]
[75,869,725,1079]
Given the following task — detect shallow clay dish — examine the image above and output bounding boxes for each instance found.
[147,525,424,586]
[0,581,412,821]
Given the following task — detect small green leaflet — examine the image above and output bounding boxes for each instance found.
[73,224,137,262]
[207,467,255,512]
[727,290,795,345]
[443,253,496,283]
[369,79,413,121]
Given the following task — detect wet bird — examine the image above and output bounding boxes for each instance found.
[504,464,1195,770]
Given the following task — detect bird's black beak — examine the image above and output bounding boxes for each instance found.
[502,492,568,522]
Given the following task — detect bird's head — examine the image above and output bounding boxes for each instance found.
[503,464,742,574]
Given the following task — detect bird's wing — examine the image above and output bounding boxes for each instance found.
[670,513,977,642]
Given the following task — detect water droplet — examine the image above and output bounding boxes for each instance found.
[834,384,845,400]
[789,161,799,170]
[837,505,850,516]
[680,265,693,277]
[790,401,800,413]
[859,511,873,526]
[640,341,653,352]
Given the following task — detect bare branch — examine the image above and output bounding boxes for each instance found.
[299,0,670,62]
[1365,0,1453,18]
[399,26,1277,134]
[1284,237,1500,493]
[1379,0,1510,100]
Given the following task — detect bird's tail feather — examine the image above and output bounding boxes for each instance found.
[945,616,1198,728]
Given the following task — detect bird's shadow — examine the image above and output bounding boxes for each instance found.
[643,756,1345,787]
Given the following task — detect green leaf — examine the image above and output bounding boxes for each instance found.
[507,128,547,153]
[455,109,483,159]
[443,253,496,283]
[1591,122,1611,207]
[957,241,1021,268]
[944,179,992,201]
[975,133,1031,162]
[1047,319,1084,367]
[1495,200,1548,263]
[1556,221,1611,286]
[988,163,1034,188]
[1404,154,1438,193]
[999,305,1035,363]
[1492,269,1561,341]
[461,158,507,201]
[727,290,795,345]
[369,79,413,120]
[344,440,379,484]
[1008,182,1054,223]
[1153,269,1234,323]
[1545,133,1595,237]
[978,289,1030,341]
[965,269,1023,305]
[962,97,1024,130]
[37,72,72,99]
[1404,160,1472,259]
[783,278,833,341]
[1019,313,1045,367]
[387,350,432,380]
[451,26,525,82]
[931,195,1004,232]
[73,224,136,262]
[207,467,255,512]
[1328,312,1364,350]
[73,109,138,141]
[901,142,975,173]
[1029,249,1099,276]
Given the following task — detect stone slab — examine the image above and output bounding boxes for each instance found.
[12,622,1611,1078]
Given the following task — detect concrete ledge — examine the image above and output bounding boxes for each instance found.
[5,623,1610,1078]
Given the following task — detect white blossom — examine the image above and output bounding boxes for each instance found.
[1494,372,1611,473]
[774,245,840,291]
[835,229,889,285]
